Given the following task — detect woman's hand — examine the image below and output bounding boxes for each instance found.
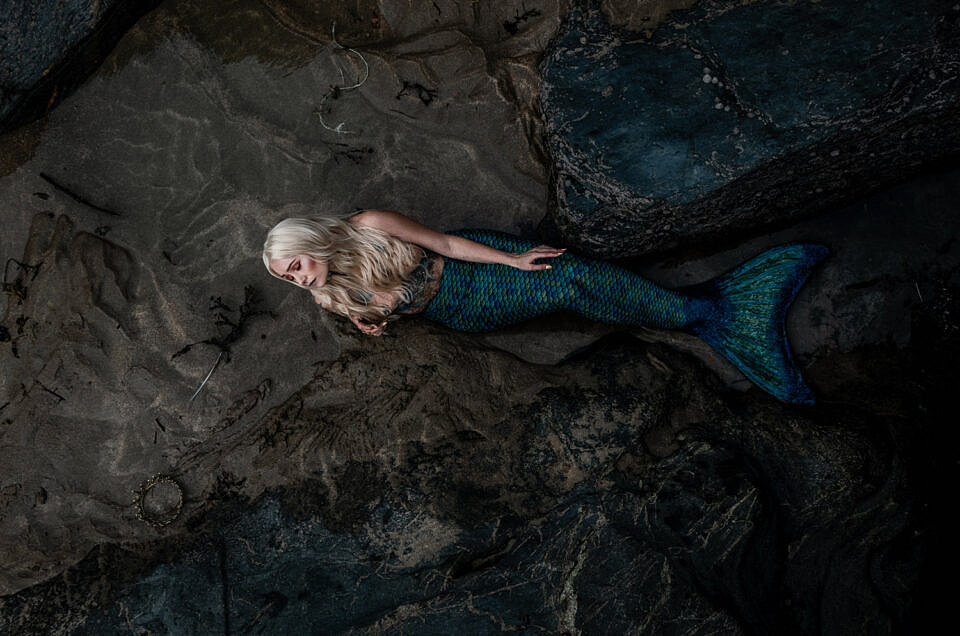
[512,246,567,271]
[349,315,387,336]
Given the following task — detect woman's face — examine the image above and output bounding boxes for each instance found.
[269,254,329,288]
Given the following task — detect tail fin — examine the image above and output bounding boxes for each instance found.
[688,244,828,405]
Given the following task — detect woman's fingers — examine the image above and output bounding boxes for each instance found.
[513,246,567,270]
[351,316,386,335]
[531,248,566,258]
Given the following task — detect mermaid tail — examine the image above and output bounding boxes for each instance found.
[421,230,827,404]
[683,244,828,404]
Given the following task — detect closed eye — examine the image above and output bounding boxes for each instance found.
[281,258,300,281]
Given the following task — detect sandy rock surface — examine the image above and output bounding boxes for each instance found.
[0,0,567,597]
[0,0,956,633]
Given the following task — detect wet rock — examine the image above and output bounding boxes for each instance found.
[0,0,955,633]
[540,1,960,257]
[600,0,699,32]
[0,0,165,134]
[1,330,948,634]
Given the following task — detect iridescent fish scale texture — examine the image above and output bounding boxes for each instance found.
[421,230,689,332]
[418,229,828,405]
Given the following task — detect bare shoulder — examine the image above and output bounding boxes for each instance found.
[348,210,450,253]
[348,209,405,230]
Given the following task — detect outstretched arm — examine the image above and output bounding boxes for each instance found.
[350,209,564,270]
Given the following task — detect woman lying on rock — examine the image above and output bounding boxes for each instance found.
[263,210,826,405]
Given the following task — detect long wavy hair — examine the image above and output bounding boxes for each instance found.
[262,216,424,321]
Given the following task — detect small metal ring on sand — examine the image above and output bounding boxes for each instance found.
[134,474,183,527]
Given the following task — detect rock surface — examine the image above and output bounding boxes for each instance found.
[0,0,956,634]
[540,1,960,257]
[0,0,567,598]
[0,0,166,133]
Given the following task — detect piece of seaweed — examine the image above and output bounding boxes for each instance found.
[172,286,275,401]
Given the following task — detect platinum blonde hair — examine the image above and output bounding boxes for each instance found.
[263,216,424,321]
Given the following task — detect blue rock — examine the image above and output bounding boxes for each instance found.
[0,0,161,134]
[540,1,960,256]
[1,1,104,113]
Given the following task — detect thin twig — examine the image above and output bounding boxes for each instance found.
[314,21,370,135]
[331,21,369,90]
[39,173,122,216]
[38,383,65,402]
[191,350,224,402]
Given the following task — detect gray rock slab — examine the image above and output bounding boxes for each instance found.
[2,331,936,634]
[0,0,567,596]
[540,1,960,257]
[0,0,165,132]
[0,1,954,633]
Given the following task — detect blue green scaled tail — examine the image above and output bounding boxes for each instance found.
[421,230,827,405]
[683,243,828,405]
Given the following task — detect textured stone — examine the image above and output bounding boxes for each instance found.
[540,1,960,257]
[600,0,698,32]
[3,319,953,633]
[0,0,566,597]
[0,0,166,134]
[0,0,956,633]
[1,0,114,126]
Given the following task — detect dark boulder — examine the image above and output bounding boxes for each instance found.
[540,1,960,257]
[0,0,169,134]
